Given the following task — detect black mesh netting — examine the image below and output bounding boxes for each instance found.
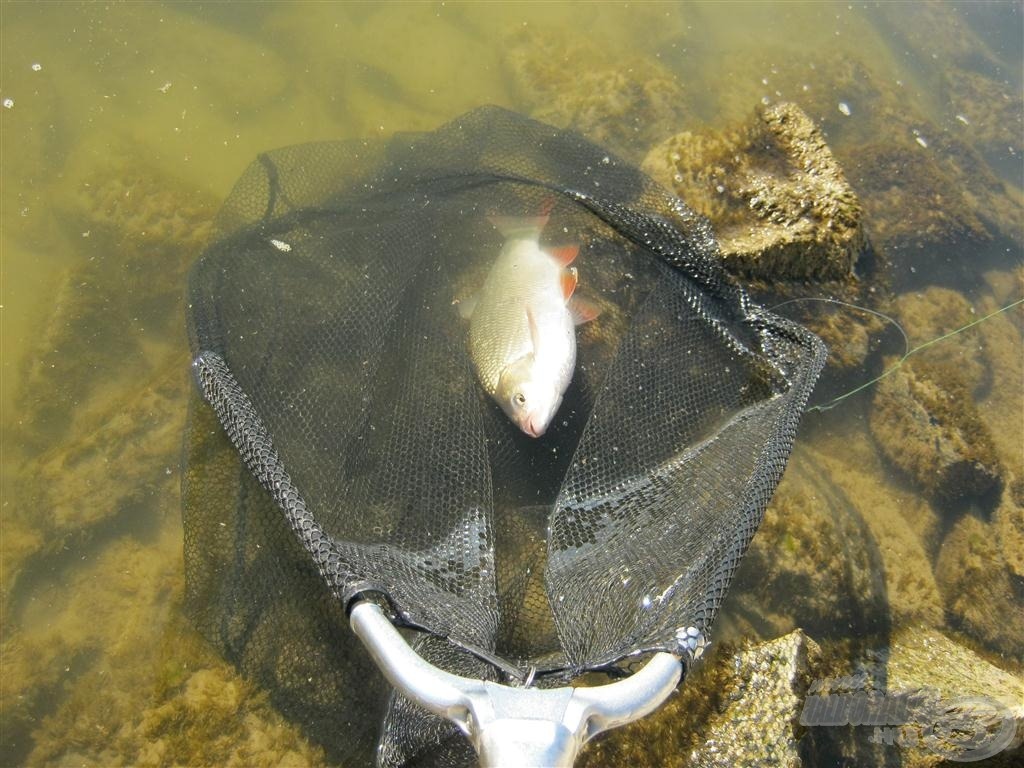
[183,105,826,766]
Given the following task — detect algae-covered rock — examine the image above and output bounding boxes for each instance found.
[870,358,1002,505]
[702,49,1023,257]
[885,627,1023,724]
[852,627,1024,767]
[994,485,1024,583]
[3,517,325,768]
[804,433,947,624]
[127,667,325,768]
[802,303,884,371]
[688,630,821,767]
[851,139,995,258]
[870,2,1008,79]
[731,446,891,641]
[942,69,1023,167]
[643,103,865,282]
[974,282,1024,488]
[3,362,188,617]
[983,265,1024,308]
[892,287,990,391]
[11,156,214,455]
[935,512,1024,659]
[4,529,180,766]
[734,431,946,639]
[578,630,821,768]
[19,595,327,768]
[504,28,688,161]
[769,293,889,373]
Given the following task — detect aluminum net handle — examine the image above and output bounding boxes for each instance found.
[350,601,685,768]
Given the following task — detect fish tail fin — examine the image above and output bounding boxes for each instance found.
[488,214,549,239]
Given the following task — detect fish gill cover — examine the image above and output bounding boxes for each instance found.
[182,105,826,765]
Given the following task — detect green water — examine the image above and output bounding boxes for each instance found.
[2,2,1021,766]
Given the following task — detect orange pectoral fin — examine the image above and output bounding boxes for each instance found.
[569,296,601,325]
[547,244,579,266]
[560,267,578,300]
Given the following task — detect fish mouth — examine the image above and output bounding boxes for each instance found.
[521,412,547,438]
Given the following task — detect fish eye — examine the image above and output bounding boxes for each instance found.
[513,392,527,407]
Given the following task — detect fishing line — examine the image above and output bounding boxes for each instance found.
[771,296,1024,413]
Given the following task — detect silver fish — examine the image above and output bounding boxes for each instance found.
[465,214,597,437]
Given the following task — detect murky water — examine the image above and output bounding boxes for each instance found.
[2,2,1021,766]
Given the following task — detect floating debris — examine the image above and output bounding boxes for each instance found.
[2,98,13,109]
[158,81,172,94]
[837,101,851,116]
[31,63,42,72]
[269,238,292,252]
[956,113,970,125]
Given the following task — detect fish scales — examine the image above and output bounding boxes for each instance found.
[468,217,582,438]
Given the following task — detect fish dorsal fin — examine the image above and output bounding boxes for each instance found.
[560,267,578,300]
[455,295,478,320]
[488,215,549,239]
[546,244,579,266]
[570,296,601,325]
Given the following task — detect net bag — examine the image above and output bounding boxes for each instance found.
[183,106,826,766]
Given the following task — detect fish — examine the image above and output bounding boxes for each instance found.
[463,213,598,437]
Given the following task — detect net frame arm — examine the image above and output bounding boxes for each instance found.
[350,600,684,768]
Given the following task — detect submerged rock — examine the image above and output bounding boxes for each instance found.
[935,507,1024,660]
[642,102,865,282]
[973,278,1024,489]
[12,156,214,455]
[870,358,1002,506]
[578,630,821,768]
[852,627,1024,767]
[3,362,188,617]
[994,484,1024,583]
[503,28,688,161]
[17,585,326,768]
[734,461,888,640]
[701,49,1023,259]
[851,140,995,258]
[942,69,1023,168]
[773,294,889,373]
[891,287,990,391]
[733,434,945,640]
[687,631,821,767]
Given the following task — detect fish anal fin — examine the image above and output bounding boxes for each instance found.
[570,296,601,325]
[560,267,578,300]
[547,244,579,266]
